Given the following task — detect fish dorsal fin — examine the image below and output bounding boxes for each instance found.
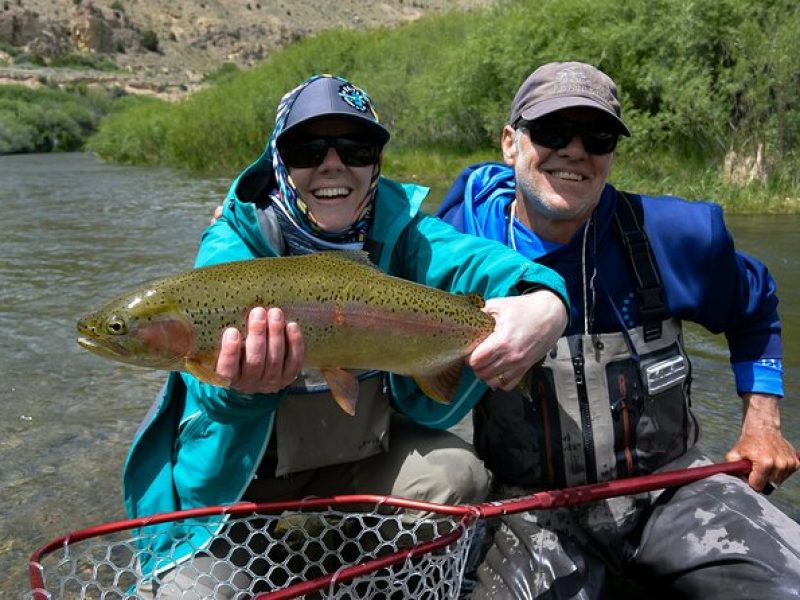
[326,250,378,269]
[413,361,464,405]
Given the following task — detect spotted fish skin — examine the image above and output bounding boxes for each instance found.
[77,251,496,407]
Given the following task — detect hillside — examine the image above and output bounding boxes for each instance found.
[0,0,495,99]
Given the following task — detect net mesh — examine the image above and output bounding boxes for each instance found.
[27,505,476,599]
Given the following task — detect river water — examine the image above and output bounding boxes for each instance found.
[1,153,798,597]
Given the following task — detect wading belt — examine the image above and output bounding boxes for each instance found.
[613,192,667,342]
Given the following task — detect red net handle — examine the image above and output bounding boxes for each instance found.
[477,452,800,519]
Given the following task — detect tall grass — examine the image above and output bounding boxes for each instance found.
[80,0,800,210]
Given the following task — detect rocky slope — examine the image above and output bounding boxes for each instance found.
[0,0,494,99]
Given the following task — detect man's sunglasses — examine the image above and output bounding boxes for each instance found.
[521,117,619,155]
[279,136,381,169]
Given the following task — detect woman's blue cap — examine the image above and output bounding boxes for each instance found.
[278,77,391,145]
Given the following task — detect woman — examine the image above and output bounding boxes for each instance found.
[128,74,569,597]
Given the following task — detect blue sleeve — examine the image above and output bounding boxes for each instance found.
[647,199,782,392]
[182,373,286,424]
[387,212,568,429]
[193,203,268,268]
[732,359,784,397]
[391,212,569,304]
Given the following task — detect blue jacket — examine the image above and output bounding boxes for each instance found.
[122,160,568,573]
[437,163,783,396]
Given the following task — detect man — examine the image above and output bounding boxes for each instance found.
[436,61,800,598]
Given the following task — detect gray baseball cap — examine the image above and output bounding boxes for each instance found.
[509,62,631,136]
[277,76,391,145]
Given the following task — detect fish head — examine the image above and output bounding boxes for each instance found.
[77,286,194,369]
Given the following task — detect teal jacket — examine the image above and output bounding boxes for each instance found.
[122,169,568,574]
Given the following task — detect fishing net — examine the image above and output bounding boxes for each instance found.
[29,456,770,599]
[26,497,478,600]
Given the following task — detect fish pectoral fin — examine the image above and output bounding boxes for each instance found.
[413,362,464,405]
[321,367,359,416]
[185,358,232,388]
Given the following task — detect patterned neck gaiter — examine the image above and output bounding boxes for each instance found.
[267,74,382,254]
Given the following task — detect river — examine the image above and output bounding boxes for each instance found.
[1,153,798,597]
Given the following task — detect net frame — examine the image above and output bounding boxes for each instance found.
[28,455,777,599]
[27,494,480,600]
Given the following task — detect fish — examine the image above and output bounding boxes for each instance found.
[77,251,496,415]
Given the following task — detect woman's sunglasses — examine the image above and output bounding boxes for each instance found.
[521,117,619,155]
[279,136,381,169]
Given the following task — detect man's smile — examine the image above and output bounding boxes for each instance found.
[548,170,586,182]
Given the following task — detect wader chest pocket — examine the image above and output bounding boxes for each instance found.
[642,355,687,395]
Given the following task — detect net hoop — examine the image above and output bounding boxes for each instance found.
[27,494,479,600]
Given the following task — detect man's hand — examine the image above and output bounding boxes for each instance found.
[726,393,799,492]
[211,205,223,225]
[216,307,305,394]
[468,290,568,391]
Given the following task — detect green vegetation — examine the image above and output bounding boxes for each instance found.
[141,30,160,53]
[0,85,121,153]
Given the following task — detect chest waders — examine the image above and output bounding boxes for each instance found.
[475,194,698,488]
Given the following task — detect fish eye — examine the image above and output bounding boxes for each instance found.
[105,316,128,336]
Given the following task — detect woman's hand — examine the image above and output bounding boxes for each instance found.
[216,307,305,394]
[468,290,567,391]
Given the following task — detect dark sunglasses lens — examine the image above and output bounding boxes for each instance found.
[281,138,378,168]
[525,119,618,155]
[581,131,618,154]
[334,139,379,167]
[280,139,328,168]
[526,121,572,150]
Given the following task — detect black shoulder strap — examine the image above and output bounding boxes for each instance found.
[612,192,666,341]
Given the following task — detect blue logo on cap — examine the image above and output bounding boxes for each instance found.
[339,83,370,113]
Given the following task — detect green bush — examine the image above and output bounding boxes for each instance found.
[49,53,118,71]
[141,30,160,53]
[0,85,116,153]
[86,96,172,163]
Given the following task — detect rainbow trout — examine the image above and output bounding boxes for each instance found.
[77,251,496,414]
